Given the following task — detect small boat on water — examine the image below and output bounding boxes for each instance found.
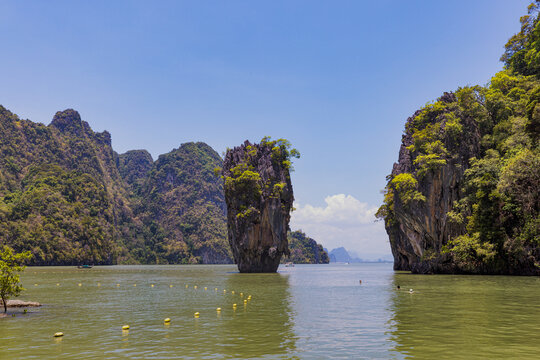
[285,262,295,267]
[77,265,93,269]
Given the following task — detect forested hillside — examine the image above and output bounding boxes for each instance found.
[283,230,329,264]
[0,107,231,265]
[378,3,540,275]
[0,107,326,265]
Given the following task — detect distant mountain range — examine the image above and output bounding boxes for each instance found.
[325,247,393,263]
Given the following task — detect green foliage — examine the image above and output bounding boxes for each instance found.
[0,246,32,312]
[380,3,540,273]
[282,230,329,264]
[137,142,232,264]
[260,136,301,171]
[443,233,496,272]
[390,173,426,205]
[0,106,233,265]
[223,137,298,223]
[501,1,540,76]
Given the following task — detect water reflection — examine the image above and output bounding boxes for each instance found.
[216,272,297,358]
[388,273,540,359]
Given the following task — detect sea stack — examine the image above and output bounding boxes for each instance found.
[222,138,298,272]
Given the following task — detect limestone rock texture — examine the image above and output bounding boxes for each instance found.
[384,93,482,273]
[223,140,294,272]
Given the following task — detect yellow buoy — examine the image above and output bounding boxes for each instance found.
[194,312,200,318]
[54,332,64,337]
[194,285,197,289]
[78,283,82,287]
[244,299,247,304]
[122,325,130,330]
[151,284,154,287]
[34,284,38,286]
[214,288,218,291]
[133,284,137,287]
[164,318,171,323]
[97,283,101,287]
[233,303,237,308]
[185,284,188,288]
[116,284,120,287]
[248,295,252,300]
[169,285,173,288]
[216,307,221,312]
[204,287,207,290]
[56,283,60,286]
[223,289,226,293]
[231,290,235,294]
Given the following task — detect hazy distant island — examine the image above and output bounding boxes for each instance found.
[377,7,540,275]
[0,107,327,266]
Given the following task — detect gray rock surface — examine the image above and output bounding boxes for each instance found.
[223,140,294,272]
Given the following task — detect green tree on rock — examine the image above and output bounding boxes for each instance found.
[0,246,32,313]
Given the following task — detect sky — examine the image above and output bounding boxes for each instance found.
[0,0,531,259]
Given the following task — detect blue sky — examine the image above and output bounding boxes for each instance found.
[0,0,531,258]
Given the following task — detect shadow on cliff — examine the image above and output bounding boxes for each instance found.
[215,272,297,358]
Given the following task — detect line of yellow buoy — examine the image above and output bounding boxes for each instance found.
[50,290,253,337]
[32,282,255,300]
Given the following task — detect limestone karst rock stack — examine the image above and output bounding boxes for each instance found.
[222,138,297,272]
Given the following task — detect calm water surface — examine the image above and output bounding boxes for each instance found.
[1,264,539,359]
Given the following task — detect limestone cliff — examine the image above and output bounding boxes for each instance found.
[222,138,297,272]
[383,93,482,273]
[380,86,539,275]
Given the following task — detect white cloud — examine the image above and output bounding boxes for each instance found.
[290,194,391,259]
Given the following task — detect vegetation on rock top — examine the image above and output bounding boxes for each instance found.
[378,2,540,274]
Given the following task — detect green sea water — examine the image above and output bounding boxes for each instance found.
[1,264,539,359]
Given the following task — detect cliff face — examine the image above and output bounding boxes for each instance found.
[0,107,128,265]
[223,139,296,272]
[0,106,233,265]
[381,4,540,275]
[387,93,482,272]
[381,84,539,275]
[139,142,232,264]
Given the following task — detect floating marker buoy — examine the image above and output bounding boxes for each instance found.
[216,308,221,312]
[164,318,171,323]
[244,299,247,304]
[194,312,200,318]
[54,332,64,337]
[233,303,237,308]
[223,290,226,293]
[56,283,60,286]
[116,284,120,287]
[248,295,252,300]
[214,288,217,291]
[34,284,38,286]
[240,292,243,297]
[409,289,414,293]
[97,283,101,287]
[133,284,136,287]
[122,325,130,330]
[78,283,82,287]
[185,285,188,288]
[194,285,197,289]
[231,291,235,294]
[204,287,207,290]
[151,284,154,287]
[169,285,173,288]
